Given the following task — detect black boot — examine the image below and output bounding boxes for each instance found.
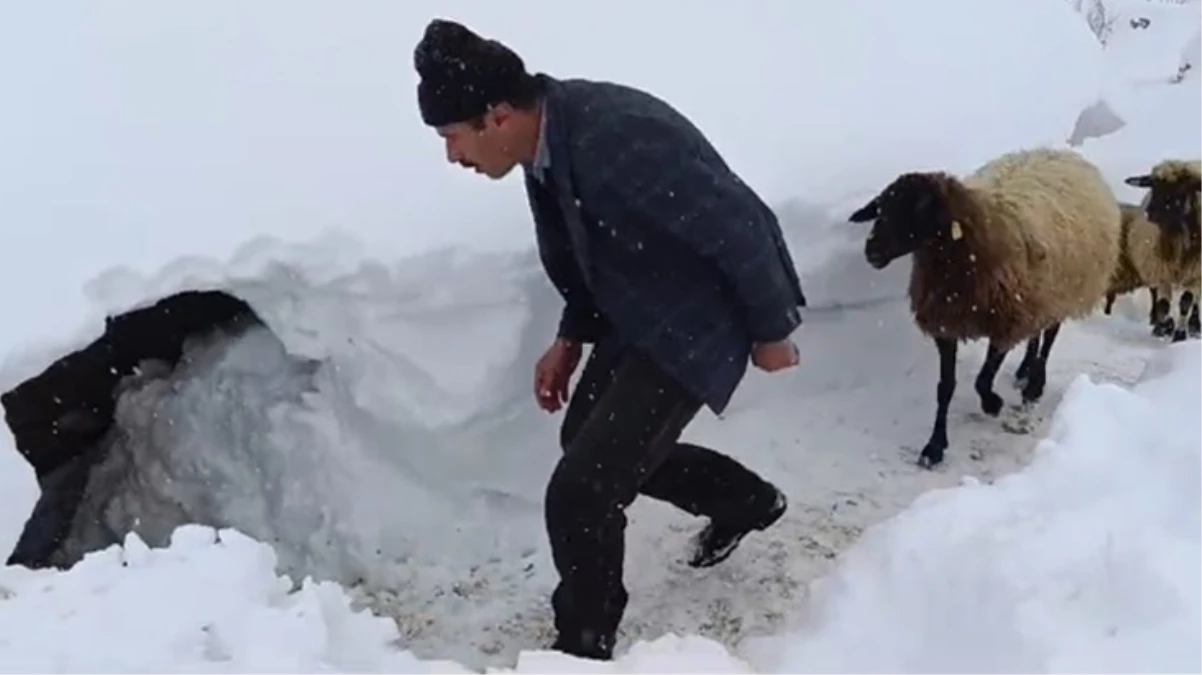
[551,628,614,661]
[687,486,787,568]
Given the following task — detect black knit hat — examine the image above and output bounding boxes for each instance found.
[413,19,532,127]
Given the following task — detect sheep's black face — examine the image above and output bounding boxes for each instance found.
[849,173,950,269]
[1126,172,1201,231]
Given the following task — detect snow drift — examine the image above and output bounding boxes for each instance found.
[742,342,1202,674]
[0,0,1117,669]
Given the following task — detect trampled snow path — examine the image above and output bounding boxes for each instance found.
[321,250,1161,668]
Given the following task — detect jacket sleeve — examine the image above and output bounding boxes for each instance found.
[576,114,802,343]
[525,173,607,343]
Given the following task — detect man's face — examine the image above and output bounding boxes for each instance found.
[437,108,519,180]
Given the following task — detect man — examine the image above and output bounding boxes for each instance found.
[413,19,808,661]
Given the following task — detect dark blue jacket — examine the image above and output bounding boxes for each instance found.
[524,74,806,414]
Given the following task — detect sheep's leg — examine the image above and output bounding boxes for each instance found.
[1103,292,1116,315]
[1172,290,1195,342]
[1021,323,1061,404]
[1014,336,1040,384]
[920,337,957,469]
[1148,287,1160,324]
[974,342,1007,416]
[1152,285,1174,337]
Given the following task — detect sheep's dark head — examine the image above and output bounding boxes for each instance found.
[1125,159,1201,233]
[848,172,957,269]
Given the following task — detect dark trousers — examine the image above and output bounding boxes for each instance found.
[545,343,777,643]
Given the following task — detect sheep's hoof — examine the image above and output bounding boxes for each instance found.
[1152,320,1175,338]
[918,443,945,468]
[1172,330,1187,343]
[979,391,1004,416]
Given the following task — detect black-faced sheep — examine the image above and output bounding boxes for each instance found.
[848,147,1121,468]
[1123,158,1201,341]
[1101,199,1197,336]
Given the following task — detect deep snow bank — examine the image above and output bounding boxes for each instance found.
[743,342,1202,674]
[3,239,567,579]
[0,523,748,673]
[0,525,468,674]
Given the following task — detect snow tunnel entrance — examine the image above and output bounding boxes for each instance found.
[1,289,266,568]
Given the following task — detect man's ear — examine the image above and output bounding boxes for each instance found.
[848,195,880,223]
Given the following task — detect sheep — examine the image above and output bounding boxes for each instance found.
[848,147,1121,468]
[1101,199,1198,337]
[1122,158,1201,342]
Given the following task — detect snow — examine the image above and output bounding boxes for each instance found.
[0,0,1198,672]
[1180,29,1201,81]
[1075,0,1202,203]
[742,342,1202,673]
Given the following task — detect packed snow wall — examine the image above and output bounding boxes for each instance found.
[0,243,572,579]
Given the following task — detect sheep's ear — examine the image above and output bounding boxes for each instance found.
[848,196,880,223]
[1124,174,1153,188]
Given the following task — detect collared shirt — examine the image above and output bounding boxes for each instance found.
[523,100,551,184]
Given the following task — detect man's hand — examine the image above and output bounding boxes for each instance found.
[534,338,583,412]
[752,339,799,373]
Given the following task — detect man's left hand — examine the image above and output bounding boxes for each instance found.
[752,339,799,372]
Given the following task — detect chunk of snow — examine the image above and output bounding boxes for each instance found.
[0,525,469,673]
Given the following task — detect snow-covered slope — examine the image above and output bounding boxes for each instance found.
[0,0,1198,672]
[1076,0,1202,201]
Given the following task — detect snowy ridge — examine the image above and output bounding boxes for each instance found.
[86,233,552,431]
